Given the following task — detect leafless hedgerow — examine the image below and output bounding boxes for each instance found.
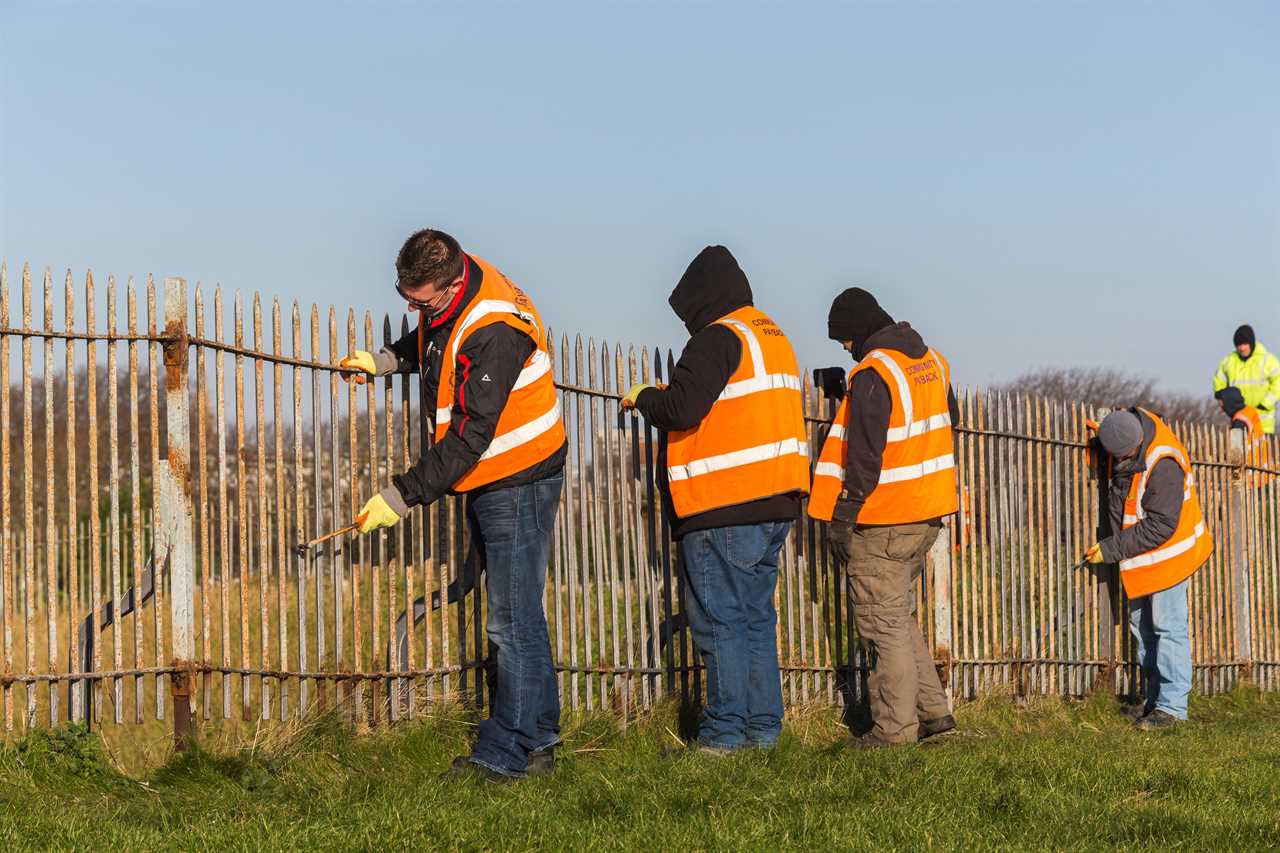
[1001,367,1220,425]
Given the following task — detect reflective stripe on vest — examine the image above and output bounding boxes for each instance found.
[664,306,810,517]
[1114,410,1213,598]
[432,256,565,492]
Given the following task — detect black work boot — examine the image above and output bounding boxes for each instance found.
[442,755,523,784]
[845,732,901,750]
[1134,709,1181,731]
[527,747,555,777]
[1119,703,1149,721]
[918,714,957,742]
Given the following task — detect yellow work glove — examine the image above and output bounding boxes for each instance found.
[621,383,656,410]
[357,491,402,534]
[339,350,377,385]
[1085,542,1105,564]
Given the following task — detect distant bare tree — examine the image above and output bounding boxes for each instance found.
[1001,367,1220,425]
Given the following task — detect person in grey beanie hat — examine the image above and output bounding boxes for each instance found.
[1096,410,1144,458]
[1085,407,1210,730]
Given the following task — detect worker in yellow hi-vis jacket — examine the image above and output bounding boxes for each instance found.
[1213,325,1280,434]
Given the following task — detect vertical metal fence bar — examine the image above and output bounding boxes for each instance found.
[252,294,271,720]
[85,271,103,724]
[19,264,35,728]
[329,307,346,703]
[105,275,123,723]
[42,268,60,725]
[0,262,11,730]
[214,287,232,720]
[309,305,325,709]
[127,280,145,723]
[363,311,380,722]
[234,291,251,720]
[63,271,81,723]
[379,315,395,720]
[148,278,164,721]
[293,301,309,714]
[347,309,363,716]
[194,289,211,719]
[272,299,289,720]
[561,335,579,709]
[586,339,608,709]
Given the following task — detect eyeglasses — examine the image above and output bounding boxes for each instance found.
[395,277,435,311]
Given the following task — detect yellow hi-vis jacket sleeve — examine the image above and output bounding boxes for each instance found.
[1213,354,1231,393]
[1262,350,1280,412]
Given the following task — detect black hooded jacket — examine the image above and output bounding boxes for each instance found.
[379,255,567,508]
[634,246,802,538]
[839,321,961,525]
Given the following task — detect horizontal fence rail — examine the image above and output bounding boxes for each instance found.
[2,262,1279,741]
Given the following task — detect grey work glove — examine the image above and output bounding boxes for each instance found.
[826,497,860,567]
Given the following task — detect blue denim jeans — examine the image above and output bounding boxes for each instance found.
[680,520,791,749]
[467,471,563,777]
[1128,578,1191,720]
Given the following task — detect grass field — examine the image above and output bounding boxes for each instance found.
[2,689,1280,850]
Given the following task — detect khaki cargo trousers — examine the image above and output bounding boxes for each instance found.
[846,521,950,743]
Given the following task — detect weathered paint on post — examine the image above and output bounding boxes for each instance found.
[1229,428,1252,673]
[156,277,197,750]
[930,517,954,703]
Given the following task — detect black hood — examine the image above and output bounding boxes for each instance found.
[859,321,928,361]
[1216,386,1246,417]
[669,246,753,334]
[1234,324,1256,359]
[827,287,895,359]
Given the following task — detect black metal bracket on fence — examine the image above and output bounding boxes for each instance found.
[169,660,196,752]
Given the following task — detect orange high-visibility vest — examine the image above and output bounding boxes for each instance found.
[431,256,565,492]
[809,347,958,524]
[1233,406,1263,436]
[1116,410,1213,599]
[1233,406,1274,483]
[665,306,810,518]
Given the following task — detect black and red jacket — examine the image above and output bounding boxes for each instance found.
[379,255,567,508]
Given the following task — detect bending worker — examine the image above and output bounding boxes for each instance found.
[1216,386,1271,479]
[1213,325,1280,434]
[340,229,566,782]
[809,288,958,748]
[622,246,809,753]
[1085,408,1213,730]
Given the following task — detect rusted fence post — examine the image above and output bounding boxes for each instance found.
[1228,428,1252,684]
[929,517,954,705]
[156,277,197,751]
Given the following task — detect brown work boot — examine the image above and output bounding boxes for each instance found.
[918,714,956,742]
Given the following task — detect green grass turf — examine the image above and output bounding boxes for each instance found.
[2,689,1280,851]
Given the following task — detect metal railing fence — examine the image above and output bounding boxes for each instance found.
[2,263,1278,744]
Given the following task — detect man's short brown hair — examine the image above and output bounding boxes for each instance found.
[396,229,464,290]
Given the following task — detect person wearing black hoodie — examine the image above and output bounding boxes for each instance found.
[822,288,959,747]
[622,246,810,753]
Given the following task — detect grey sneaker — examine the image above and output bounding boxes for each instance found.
[918,714,956,741]
[527,747,555,777]
[697,742,737,757]
[1134,709,1181,731]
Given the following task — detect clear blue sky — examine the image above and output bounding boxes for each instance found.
[2,1,1276,393]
